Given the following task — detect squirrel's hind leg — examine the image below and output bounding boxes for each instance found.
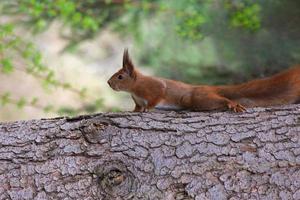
[191,94,246,112]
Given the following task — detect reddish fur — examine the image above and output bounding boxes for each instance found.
[108,50,300,112]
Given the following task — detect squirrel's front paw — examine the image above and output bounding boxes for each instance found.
[227,102,246,112]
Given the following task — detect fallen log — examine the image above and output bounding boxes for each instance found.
[0,105,300,199]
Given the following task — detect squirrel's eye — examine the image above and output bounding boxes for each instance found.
[118,75,123,80]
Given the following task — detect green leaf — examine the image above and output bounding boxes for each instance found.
[0,92,11,106]
[57,0,76,17]
[44,71,58,86]
[23,43,36,59]
[82,16,98,31]
[16,97,26,109]
[57,106,77,116]
[30,97,39,105]
[47,8,57,17]
[230,3,261,31]
[175,10,206,40]
[32,52,43,67]
[72,12,82,24]
[0,24,14,37]
[31,2,43,17]
[35,19,47,32]
[1,58,14,74]
[43,104,54,113]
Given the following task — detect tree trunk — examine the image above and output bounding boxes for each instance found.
[0,105,300,200]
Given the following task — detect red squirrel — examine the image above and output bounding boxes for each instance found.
[107,49,300,112]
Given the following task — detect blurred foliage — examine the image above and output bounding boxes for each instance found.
[131,0,300,84]
[226,1,261,31]
[0,0,300,116]
[0,23,104,116]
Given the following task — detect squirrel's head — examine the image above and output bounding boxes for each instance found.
[107,49,137,92]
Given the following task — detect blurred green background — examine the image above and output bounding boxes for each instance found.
[0,0,299,121]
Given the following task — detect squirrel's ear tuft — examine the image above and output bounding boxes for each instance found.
[122,48,135,76]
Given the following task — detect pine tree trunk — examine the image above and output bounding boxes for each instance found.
[0,105,300,200]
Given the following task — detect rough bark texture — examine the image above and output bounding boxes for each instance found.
[0,105,300,200]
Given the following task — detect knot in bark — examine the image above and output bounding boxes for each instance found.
[95,160,138,199]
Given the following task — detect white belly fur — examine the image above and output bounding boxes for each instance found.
[132,94,148,107]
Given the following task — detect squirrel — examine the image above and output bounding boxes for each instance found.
[107,49,300,112]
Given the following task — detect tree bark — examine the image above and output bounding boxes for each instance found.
[0,105,300,200]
